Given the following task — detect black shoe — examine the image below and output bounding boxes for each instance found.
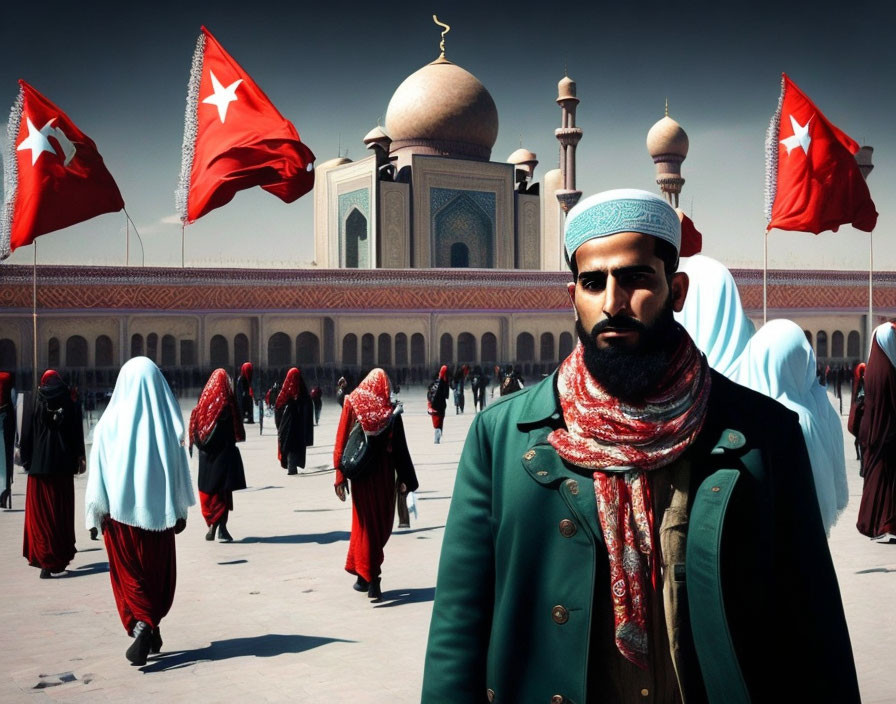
[126,621,152,665]
[150,627,162,654]
[0,489,9,508]
[367,577,382,600]
[353,576,369,592]
[218,523,233,542]
[39,568,51,579]
[89,527,99,541]
[287,469,298,475]
[205,524,217,541]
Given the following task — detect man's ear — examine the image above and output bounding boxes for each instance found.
[670,272,688,313]
[567,280,577,308]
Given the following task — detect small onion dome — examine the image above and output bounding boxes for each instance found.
[557,76,577,102]
[316,157,353,169]
[507,148,537,166]
[385,57,499,159]
[647,115,689,158]
[363,126,391,149]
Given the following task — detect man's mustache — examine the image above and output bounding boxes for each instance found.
[591,316,648,336]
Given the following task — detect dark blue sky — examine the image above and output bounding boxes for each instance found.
[2,0,893,269]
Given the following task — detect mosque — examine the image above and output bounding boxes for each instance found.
[0,44,888,387]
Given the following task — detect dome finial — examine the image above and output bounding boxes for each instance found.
[433,15,450,60]
[665,97,669,117]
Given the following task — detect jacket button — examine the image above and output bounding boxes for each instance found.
[551,605,569,624]
[640,688,649,697]
[565,479,579,495]
[487,688,495,702]
[551,695,565,703]
[559,519,577,537]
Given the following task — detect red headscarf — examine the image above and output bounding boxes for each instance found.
[240,362,253,382]
[0,372,12,406]
[438,365,448,382]
[347,368,393,435]
[275,368,304,410]
[40,369,62,386]
[189,368,245,452]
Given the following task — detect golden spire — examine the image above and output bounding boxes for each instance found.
[665,97,669,117]
[433,15,450,60]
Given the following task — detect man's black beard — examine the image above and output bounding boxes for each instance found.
[575,302,680,403]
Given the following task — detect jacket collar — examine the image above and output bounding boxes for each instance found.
[516,370,562,427]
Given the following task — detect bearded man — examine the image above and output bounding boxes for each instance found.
[422,190,858,703]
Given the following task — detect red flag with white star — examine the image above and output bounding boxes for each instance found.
[765,73,877,234]
[0,80,124,260]
[176,26,315,224]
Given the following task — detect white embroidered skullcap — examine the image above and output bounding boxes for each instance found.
[564,188,681,261]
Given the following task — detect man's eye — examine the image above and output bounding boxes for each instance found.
[580,278,604,291]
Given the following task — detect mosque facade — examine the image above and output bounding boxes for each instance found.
[0,51,885,387]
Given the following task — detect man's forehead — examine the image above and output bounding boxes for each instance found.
[574,231,662,271]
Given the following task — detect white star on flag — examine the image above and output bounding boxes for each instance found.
[202,71,242,123]
[17,116,57,165]
[781,114,812,155]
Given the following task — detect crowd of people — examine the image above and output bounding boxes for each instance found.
[2,187,894,699]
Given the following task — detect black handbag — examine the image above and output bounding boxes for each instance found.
[341,419,391,480]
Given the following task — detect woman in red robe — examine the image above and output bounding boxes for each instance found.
[189,369,246,542]
[857,323,896,541]
[21,370,85,578]
[334,368,418,600]
[85,357,195,665]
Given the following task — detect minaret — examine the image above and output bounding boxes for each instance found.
[555,75,583,213]
[855,146,874,180]
[646,102,689,207]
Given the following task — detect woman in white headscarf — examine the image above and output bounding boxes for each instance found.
[734,319,848,534]
[675,254,755,378]
[85,357,195,666]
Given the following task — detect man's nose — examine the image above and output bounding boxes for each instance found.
[602,277,630,317]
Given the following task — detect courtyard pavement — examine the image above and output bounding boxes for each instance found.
[0,386,892,702]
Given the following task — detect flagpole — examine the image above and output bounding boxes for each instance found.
[763,231,768,325]
[32,242,38,390]
[123,209,144,267]
[126,212,130,266]
[868,229,874,354]
[181,223,185,268]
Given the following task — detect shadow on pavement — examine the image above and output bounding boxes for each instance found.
[373,586,436,608]
[237,531,350,545]
[394,525,444,535]
[141,633,353,672]
[293,508,338,513]
[218,559,248,565]
[65,561,109,577]
[241,486,283,492]
[856,567,896,574]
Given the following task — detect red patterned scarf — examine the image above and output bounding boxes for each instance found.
[275,368,304,410]
[548,334,710,668]
[240,362,254,398]
[189,368,245,452]
[348,368,393,435]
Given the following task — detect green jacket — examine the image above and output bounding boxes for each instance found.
[422,371,859,703]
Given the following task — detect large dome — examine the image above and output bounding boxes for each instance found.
[385,57,499,161]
